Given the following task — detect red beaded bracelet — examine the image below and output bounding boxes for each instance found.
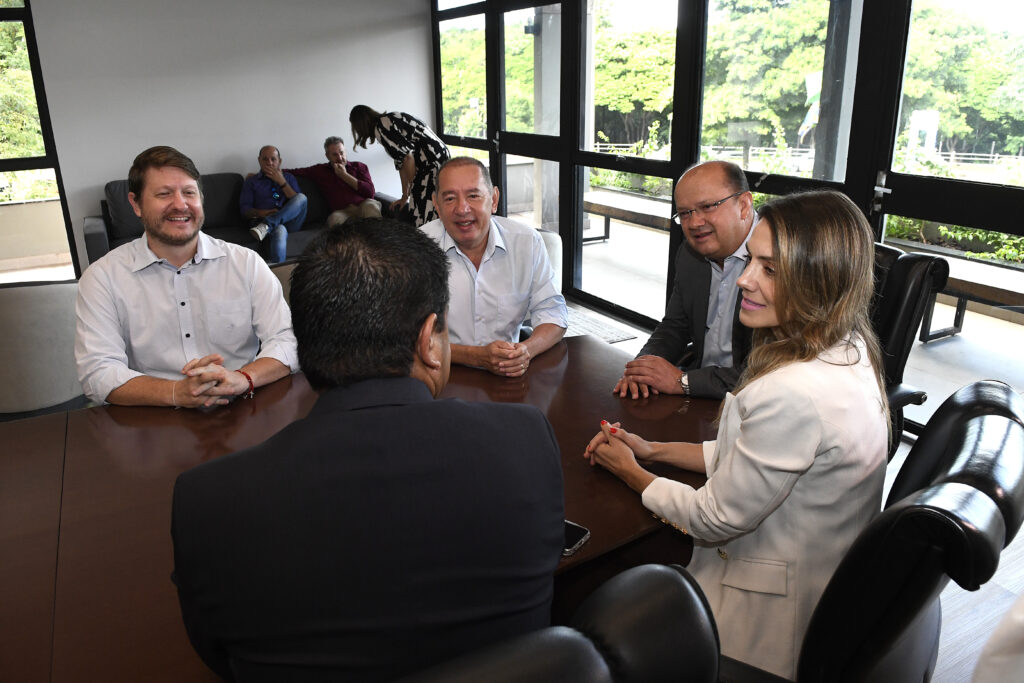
[238,370,255,399]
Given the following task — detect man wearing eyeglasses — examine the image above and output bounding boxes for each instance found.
[614,160,755,400]
[240,145,308,263]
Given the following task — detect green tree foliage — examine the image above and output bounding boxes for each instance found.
[702,0,828,146]
[900,1,1024,155]
[0,21,44,159]
[440,22,487,138]
[591,1,675,146]
[504,18,535,134]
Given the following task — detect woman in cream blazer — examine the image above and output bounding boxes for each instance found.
[586,190,889,680]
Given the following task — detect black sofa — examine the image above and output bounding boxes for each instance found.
[83,172,398,264]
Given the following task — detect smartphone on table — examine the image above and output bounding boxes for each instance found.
[563,520,591,557]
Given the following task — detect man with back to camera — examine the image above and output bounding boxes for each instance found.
[170,219,565,682]
[288,135,381,227]
[613,160,755,400]
[74,145,297,408]
[241,144,308,263]
[420,156,568,377]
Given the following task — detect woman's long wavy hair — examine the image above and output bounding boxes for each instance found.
[349,105,383,150]
[736,190,888,424]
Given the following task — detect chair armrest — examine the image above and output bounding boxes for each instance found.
[83,215,110,264]
[888,383,928,411]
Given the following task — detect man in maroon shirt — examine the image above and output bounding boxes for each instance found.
[289,136,381,227]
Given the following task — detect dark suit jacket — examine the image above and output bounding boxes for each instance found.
[171,376,564,683]
[638,241,752,399]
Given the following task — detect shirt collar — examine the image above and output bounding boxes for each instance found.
[130,231,225,272]
[439,216,505,262]
[712,209,758,266]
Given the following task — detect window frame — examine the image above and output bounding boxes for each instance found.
[0,0,79,277]
[430,0,1024,338]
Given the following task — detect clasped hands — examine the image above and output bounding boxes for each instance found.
[172,354,249,408]
[479,340,531,377]
[584,420,658,493]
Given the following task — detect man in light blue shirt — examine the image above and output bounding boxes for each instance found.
[75,146,298,407]
[420,157,567,377]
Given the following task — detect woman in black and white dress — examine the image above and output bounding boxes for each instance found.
[350,105,450,226]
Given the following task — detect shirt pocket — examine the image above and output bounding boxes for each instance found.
[498,292,530,325]
[721,556,789,596]
[206,298,253,350]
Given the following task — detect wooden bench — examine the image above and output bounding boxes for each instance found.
[918,252,1024,342]
[582,191,672,243]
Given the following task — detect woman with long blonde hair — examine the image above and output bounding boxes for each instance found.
[585,190,889,680]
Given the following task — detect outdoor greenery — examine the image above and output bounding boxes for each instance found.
[437,0,1024,265]
[1,15,58,203]
[0,21,43,160]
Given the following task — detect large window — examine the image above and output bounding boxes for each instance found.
[432,0,1024,346]
[582,0,677,160]
[439,14,487,140]
[0,0,76,282]
[504,6,561,136]
[892,0,1024,188]
[701,0,860,182]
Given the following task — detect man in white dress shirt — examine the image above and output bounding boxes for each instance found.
[75,146,298,408]
[420,157,567,377]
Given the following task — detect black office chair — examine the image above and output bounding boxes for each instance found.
[796,383,1024,682]
[719,380,1024,683]
[401,564,720,683]
[886,379,1024,508]
[870,243,950,456]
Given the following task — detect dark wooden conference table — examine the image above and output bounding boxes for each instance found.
[0,335,719,682]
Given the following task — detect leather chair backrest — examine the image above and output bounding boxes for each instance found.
[0,280,84,414]
[871,242,903,319]
[887,380,1024,509]
[400,564,719,683]
[798,482,1005,682]
[398,626,613,683]
[798,380,1024,681]
[571,563,720,683]
[871,250,949,387]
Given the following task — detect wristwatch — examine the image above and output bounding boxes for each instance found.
[678,371,690,396]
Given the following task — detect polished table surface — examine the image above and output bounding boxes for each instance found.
[0,335,718,682]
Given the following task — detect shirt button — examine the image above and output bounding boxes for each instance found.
[718,548,729,560]
[177,270,181,274]
[180,302,186,306]
[185,333,191,338]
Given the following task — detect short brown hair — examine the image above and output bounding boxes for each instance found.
[127,146,202,198]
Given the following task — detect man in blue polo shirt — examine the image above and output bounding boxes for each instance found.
[240,145,308,263]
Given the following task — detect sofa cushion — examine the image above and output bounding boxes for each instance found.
[199,173,244,229]
[103,180,144,242]
[295,174,329,225]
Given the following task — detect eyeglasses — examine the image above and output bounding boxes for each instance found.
[671,191,743,224]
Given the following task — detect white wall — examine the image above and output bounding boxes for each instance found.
[30,0,436,271]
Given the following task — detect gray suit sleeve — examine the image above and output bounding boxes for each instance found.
[638,246,741,400]
[686,364,741,400]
